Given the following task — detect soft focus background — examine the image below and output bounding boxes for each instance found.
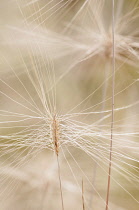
[0,1,139,210]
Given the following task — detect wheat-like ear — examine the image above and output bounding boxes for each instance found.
[52,114,59,156]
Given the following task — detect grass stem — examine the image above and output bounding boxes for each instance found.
[105,0,115,209]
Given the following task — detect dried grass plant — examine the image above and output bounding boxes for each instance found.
[0,0,139,210]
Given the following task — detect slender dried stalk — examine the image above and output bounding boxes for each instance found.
[105,1,115,210]
[82,178,85,210]
[52,114,64,210]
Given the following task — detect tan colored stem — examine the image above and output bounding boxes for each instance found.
[106,0,115,210]
[82,178,85,210]
[52,114,64,210]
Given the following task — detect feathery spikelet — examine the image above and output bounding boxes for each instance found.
[61,0,139,67]
[52,114,60,156]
